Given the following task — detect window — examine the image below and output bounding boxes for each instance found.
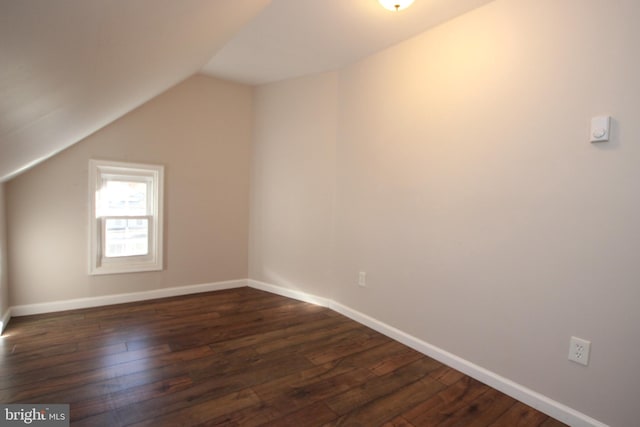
[89,160,164,275]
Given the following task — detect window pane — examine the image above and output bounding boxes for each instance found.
[104,218,149,258]
[98,180,148,217]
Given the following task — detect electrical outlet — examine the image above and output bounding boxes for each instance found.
[568,336,591,366]
[358,272,366,287]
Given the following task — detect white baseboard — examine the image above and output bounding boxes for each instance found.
[4,277,608,426]
[247,279,608,427]
[248,279,332,307]
[0,307,11,334]
[10,279,248,317]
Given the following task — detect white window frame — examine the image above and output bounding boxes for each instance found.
[89,159,164,275]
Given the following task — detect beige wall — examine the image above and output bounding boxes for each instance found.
[249,1,640,426]
[250,73,338,296]
[0,183,8,323]
[7,74,252,305]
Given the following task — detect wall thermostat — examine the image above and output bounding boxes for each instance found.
[590,115,611,143]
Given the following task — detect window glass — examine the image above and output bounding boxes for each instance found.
[104,218,149,258]
[97,180,148,217]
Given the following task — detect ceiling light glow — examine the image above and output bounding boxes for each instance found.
[379,0,415,12]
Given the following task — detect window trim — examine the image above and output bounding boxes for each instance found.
[89,159,164,275]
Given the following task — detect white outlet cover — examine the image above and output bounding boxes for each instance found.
[568,336,591,366]
[358,271,366,287]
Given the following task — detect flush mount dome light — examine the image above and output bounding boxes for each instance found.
[379,0,415,11]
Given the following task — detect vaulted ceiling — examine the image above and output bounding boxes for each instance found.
[0,0,494,182]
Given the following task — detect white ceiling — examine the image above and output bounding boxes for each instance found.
[201,0,496,85]
[0,0,494,182]
[0,0,269,182]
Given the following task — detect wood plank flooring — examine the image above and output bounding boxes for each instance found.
[0,287,568,426]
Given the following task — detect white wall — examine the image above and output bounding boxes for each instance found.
[7,75,252,306]
[0,183,9,328]
[249,1,640,426]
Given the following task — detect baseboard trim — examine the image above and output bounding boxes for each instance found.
[10,279,248,317]
[247,279,608,427]
[0,307,11,334]
[5,278,608,426]
[248,279,332,308]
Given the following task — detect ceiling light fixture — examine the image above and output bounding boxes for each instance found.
[379,0,415,12]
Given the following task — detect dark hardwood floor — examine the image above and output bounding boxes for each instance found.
[0,287,568,426]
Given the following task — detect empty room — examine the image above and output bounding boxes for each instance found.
[0,1,638,426]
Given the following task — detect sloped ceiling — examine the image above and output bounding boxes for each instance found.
[0,0,495,182]
[0,0,270,182]
[202,0,496,85]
